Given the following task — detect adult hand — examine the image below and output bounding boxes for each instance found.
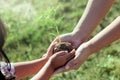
[53,33,84,49]
[54,42,91,74]
[45,31,87,58]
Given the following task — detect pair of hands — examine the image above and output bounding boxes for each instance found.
[46,33,91,74]
[45,38,75,71]
[49,50,75,71]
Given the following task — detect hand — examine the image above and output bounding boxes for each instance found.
[49,49,75,70]
[54,42,91,74]
[54,33,83,49]
[45,32,86,58]
[43,42,58,58]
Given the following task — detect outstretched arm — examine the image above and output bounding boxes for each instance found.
[14,42,56,80]
[87,16,120,53]
[14,57,48,80]
[55,16,120,73]
[68,16,120,69]
[49,0,115,73]
[48,0,115,57]
[72,0,115,43]
[31,50,75,80]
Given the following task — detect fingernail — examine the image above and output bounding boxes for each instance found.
[65,65,70,69]
[72,49,75,52]
[73,49,75,51]
[54,42,58,44]
[64,51,68,53]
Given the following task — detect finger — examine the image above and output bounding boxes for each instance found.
[47,42,58,56]
[64,49,75,61]
[71,64,80,70]
[47,36,62,55]
[47,42,57,53]
[54,66,65,74]
[42,53,47,57]
[54,66,68,75]
[55,51,68,56]
[65,55,83,70]
[53,37,61,43]
[65,58,77,70]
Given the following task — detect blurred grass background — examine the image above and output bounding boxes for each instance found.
[0,0,120,80]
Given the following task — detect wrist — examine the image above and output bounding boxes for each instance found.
[71,31,87,45]
[83,41,96,55]
[31,60,54,80]
[80,42,93,56]
[46,60,55,73]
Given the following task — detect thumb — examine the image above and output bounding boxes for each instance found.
[54,66,66,75]
[65,58,76,70]
[64,49,75,61]
[47,42,58,56]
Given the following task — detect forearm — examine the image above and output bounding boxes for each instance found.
[87,16,120,54]
[73,0,115,42]
[14,57,48,80]
[31,61,54,80]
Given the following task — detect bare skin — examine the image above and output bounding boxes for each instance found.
[14,42,56,80]
[48,0,115,74]
[49,0,115,51]
[55,16,120,73]
[14,41,75,80]
[31,50,75,80]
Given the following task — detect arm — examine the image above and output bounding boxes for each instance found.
[72,16,120,68]
[49,0,115,52]
[14,42,56,80]
[72,0,115,43]
[87,16,120,53]
[30,59,54,80]
[47,0,115,74]
[54,16,120,74]
[14,57,48,80]
[31,50,75,80]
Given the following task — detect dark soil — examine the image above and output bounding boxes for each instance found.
[54,42,73,53]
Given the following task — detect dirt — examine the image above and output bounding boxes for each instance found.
[54,42,74,53]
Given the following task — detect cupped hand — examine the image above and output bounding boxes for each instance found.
[54,42,91,74]
[54,33,83,49]
[46,32,84,57]
[49,49,75,70]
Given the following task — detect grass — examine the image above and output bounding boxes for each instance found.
[0,0,120,80]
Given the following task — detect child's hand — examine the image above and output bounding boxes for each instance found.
[49,49,75,70]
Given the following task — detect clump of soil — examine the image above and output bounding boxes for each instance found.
[54,42,74,53]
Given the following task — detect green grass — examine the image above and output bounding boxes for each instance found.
[0,0,120,80]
